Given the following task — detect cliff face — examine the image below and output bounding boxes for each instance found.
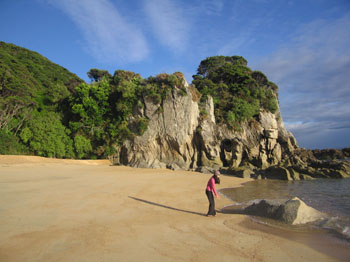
[111,81,300,173]
[117,81,200,170]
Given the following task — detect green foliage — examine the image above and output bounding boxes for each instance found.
[20,111,74,158]
[0,41,82,157]
[45,82,70,104]
[0,41,82,111]
[116,120,134,141]
[197,56,248,77]
[87,68,112,82]
[261,90,278,113]
[230,98,260,123]
[193,56,279,125]
[19,127,32,143]
[74,135,92,159]
[69,79,110,138]
[0,130,28,155]
[199,109,208,120]
[133,117,149,136]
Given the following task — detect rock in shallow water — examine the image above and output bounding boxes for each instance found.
[244,197,325,225]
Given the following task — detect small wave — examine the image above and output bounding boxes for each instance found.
[315,216,350,241]
[343,227,350,238]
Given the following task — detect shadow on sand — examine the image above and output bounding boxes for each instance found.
[219,206,246,215]
[128,196,207,217]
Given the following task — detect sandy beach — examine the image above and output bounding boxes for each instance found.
[0,155,349,261]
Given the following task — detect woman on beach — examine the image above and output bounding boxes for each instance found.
[206,170,220,216]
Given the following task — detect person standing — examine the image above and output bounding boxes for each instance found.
[205,170,220,216]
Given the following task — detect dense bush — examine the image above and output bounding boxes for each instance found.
[0,41,82,110]
[74,135,92,159]
[0,41,82,157]
[19,111,74,158]
[193,56,278,127]
[0,130,28,155]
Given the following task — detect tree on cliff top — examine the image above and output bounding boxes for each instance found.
[87,68,112,82]
[193,55,278,127]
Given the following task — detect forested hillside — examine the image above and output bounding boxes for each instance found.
[0,41,83,156]
[0,42,279,159]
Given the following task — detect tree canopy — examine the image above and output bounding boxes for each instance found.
[193,55,278,127]
[87,68,112,82]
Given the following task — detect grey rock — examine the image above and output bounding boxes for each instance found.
[263,166,292,180]
[244,197,325,224]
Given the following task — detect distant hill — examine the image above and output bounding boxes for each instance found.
[0,41,83,156]
[0,41,83,110]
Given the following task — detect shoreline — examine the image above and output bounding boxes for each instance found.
[220,178,350,240]
[1,155,349,261]
[220,179,350,260]
[240,216,350,261]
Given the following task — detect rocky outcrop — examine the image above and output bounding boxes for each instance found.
[111,80,298,171]
[244,197,325,225]
[310,148,350,161]
[111,79,350,179]
[115,80,199,170]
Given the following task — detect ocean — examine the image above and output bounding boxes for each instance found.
[220,178,350,240]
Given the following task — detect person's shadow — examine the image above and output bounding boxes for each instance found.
[128,196,208,217]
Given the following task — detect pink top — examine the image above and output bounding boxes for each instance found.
[206,177,218,197]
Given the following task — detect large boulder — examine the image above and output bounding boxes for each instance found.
[263,166,292,180]
[244,197,325,225]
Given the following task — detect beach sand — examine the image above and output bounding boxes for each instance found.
[0,155,349,261]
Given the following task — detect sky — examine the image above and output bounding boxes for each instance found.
[1,0,349,149]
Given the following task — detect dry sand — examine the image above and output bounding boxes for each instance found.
[0,155,349,261]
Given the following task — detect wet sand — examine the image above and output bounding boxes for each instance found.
[0,155,349,261]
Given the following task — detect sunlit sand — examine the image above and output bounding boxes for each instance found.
[0,156,348,261]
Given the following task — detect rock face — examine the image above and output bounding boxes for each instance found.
[117,81,199,170]
[112,82,295,170]
[244,197,325,225]
[111,80,350,179]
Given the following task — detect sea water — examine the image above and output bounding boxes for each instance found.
[220,178,350,240]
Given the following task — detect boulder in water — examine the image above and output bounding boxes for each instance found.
[244,197,325,225]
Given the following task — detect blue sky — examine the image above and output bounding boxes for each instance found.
[1,0,349,149]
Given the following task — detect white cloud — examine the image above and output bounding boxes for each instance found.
[144,0,189,53]
[255,14,350,148]
[45,0,149,64]
[285,120,350,149]
[201,0,225,16]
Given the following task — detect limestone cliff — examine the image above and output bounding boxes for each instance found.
[111,79,299,173]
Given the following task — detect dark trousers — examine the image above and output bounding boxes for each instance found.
[206,190,216,216]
